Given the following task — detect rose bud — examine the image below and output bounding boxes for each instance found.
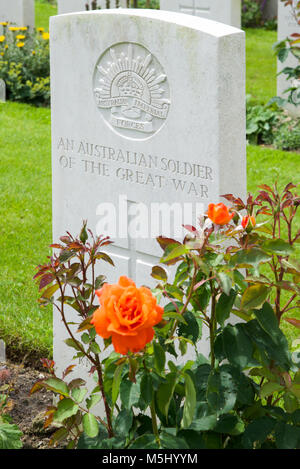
[207,203,234,226]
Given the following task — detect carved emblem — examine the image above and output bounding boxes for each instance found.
[93,42,170,139]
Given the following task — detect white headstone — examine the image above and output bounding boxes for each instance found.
[159,0,241,28]
[57,0,127,15]
[0,79,5,102]
[277,0,300,116]
[0,0,34,29]
[262,0,278,20]
[50,9,246,402]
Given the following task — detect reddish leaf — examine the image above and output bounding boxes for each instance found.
[39,273,54,291]
[284,317,300,329]
[156,236,180,252]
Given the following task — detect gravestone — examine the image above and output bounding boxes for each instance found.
[0,79,5,102]
[262,0,277,20]
[159,0,241,28]
[277,0,300,116]
[0,0,34,29]
[50,9,246,403]
[57,0,127,15]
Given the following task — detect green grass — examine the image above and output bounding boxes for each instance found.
[245,28,277,104]
[35,0,57,31]
[0,101,52,361]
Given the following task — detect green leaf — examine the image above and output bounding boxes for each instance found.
[182,372,197,429]
[53,398,79,422]
[64,338,82,352]
[275,422,300,449]
[151,265,168,282]
[161,244,189,263]
[140,374,154,407]
[71,387,88,403]
[160,431,189,449]
[206,367,237,415]
[157,372,178,417]
[95,274,106,290]
[153,341,166,374]
[120,378,141,410]
[217,272,232,296]
[230,248,271,268]
[0,423,23,449]
[86,393,101,410]
[44,378,69,396]
[216,289,237,326]
[213,413,245,436]
[112,362,125,408]
[82,413,99,438]
[114,409,133,437]
[242,416,276,449]
[178,311,200,344]
[129,434,159,449]
[221,324,254,369]
[260,382,284,399]
[241,284,270,311]
[262,239,294,256]
[41,283,59,299]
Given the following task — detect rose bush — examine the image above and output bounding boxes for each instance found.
[31,182,300,449]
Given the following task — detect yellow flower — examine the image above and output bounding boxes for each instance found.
[16,42,25,48]
[18,27,27,31]
[42,32,49,40]
[9,26,20,31]
[0,52,3,56]
[0,22,8,26]
[16,34,25,40]
[32,50,36,55]
[37,27,44,32]
[0,35,5,42]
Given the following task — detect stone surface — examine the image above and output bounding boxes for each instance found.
[0,0,34,28]
[57,0,127,15]
[0,78,5,102]
[50,9,246,407]
[277,0,300,116]
[262,0,278,20]
[159,0,241,28]
[0,340,6,362]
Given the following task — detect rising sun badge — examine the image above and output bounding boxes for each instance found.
[93,42,170,140]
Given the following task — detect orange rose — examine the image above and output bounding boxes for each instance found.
[241,215,256,232]
[91,276,164,355]
[207,203,234,225]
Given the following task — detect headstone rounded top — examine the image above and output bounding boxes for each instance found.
[52,8,243,37]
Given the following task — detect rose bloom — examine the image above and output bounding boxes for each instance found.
[207,203,234,225]
[91,276,164,355]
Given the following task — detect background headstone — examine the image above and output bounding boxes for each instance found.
[0,78,5,102]
[50,9,246,404]
[0,0,34,29]
[159,0,241,28]
[262,0,278,20]
[277,0,300,116]
[0,340,5,363]
[57,0,127,15]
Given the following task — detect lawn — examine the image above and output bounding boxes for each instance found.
[0,3,298,362]
[35,0,57,31]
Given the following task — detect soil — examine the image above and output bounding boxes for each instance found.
[0,359,63,450]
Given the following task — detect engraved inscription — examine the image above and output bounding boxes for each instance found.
[93,42,170,140]
[56,137,213,199]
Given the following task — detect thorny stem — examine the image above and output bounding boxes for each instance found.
[55,274,114,437]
